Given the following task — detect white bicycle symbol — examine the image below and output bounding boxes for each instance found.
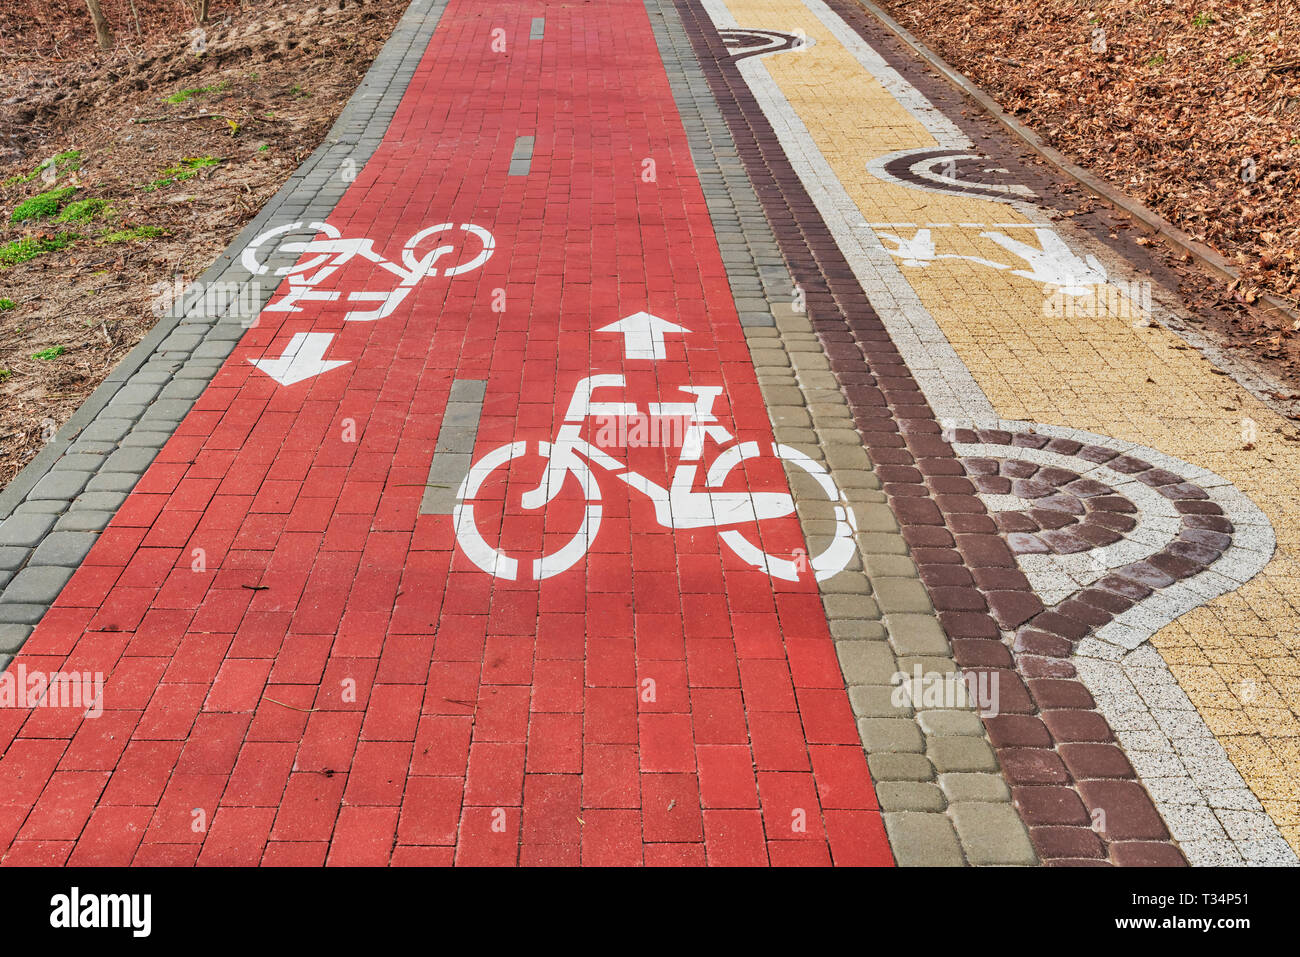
[241,220,495,321]
[453,375,858,582]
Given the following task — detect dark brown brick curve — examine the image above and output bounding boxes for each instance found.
[670,0,1185,865]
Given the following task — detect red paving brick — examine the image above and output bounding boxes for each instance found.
[0,0,889,867]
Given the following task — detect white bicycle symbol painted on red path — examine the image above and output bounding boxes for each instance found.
[243,220,495,321]
[240,220,495,385]
[453,316,858,583]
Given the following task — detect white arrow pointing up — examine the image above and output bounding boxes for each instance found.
[248,332,348,387]
[597,311,691,361]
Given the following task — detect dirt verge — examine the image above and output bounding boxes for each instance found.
[0,0,408,492]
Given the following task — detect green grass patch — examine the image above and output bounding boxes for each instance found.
[3,150,83,187]
[1229,52,1251,67]
[0,298,15,310]
[0,233,80,268]
[10,186,78,224]
[142,156,222,191]
[54,197,111,223]
[0,370,11,382]
[100,225,164,243]
[1193,11,1213,26]
[31,346,66,361]
[163,80,229,105]
[1147,53,1166,67]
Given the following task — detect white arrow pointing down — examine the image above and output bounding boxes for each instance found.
[248,332,349,387]
[596,310,690,361]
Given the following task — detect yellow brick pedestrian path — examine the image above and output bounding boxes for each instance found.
[704,0,1300,862]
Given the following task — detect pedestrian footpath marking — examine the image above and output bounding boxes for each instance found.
[701,0,1299,863]
[0,0,891,868]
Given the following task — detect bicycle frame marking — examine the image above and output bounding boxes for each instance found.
[240,220,495,387]
[453,367,859,583]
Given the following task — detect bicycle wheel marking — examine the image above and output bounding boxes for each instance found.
[450,319,859,583]
[239,219,497,383]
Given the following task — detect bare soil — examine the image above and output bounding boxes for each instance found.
[0,0,407,492]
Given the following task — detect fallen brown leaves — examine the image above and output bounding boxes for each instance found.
[877,0,1300,327]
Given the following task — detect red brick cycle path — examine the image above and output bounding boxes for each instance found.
[0,0,891,866]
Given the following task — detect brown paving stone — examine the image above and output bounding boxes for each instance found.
[1042,710,1114,744]
[1078,781,1171,841]
[1013,786,1091,826]
[984,715,1053,748]
[999,748,1070,786]
[1030,825,1107,859]
[1059,743,1137,780]
[1110,841,1190,867]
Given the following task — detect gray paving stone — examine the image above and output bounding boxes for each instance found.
[85,472,143,493]
[869,753,936,782]
[874,578,934,614]
[0,513,57,547]
[951,803,1037,865]
[71,492,129,513]
[876,781,947,812]
[928,736,1000,773]
[884,811,964,866]
[102,447,161,474]
[822,593,881,620]
[28,470,94,501]
[54,511,115,533]
[939,772,1012,804]
[917,710,986,737]
[1,566,76,604]
[850,683,912,717]
[0,604,48,624]
[30,532,99,568]
[858,717,925,753]
[886,613,951,656]
[836,641,898,686]
[0,624,33,654]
